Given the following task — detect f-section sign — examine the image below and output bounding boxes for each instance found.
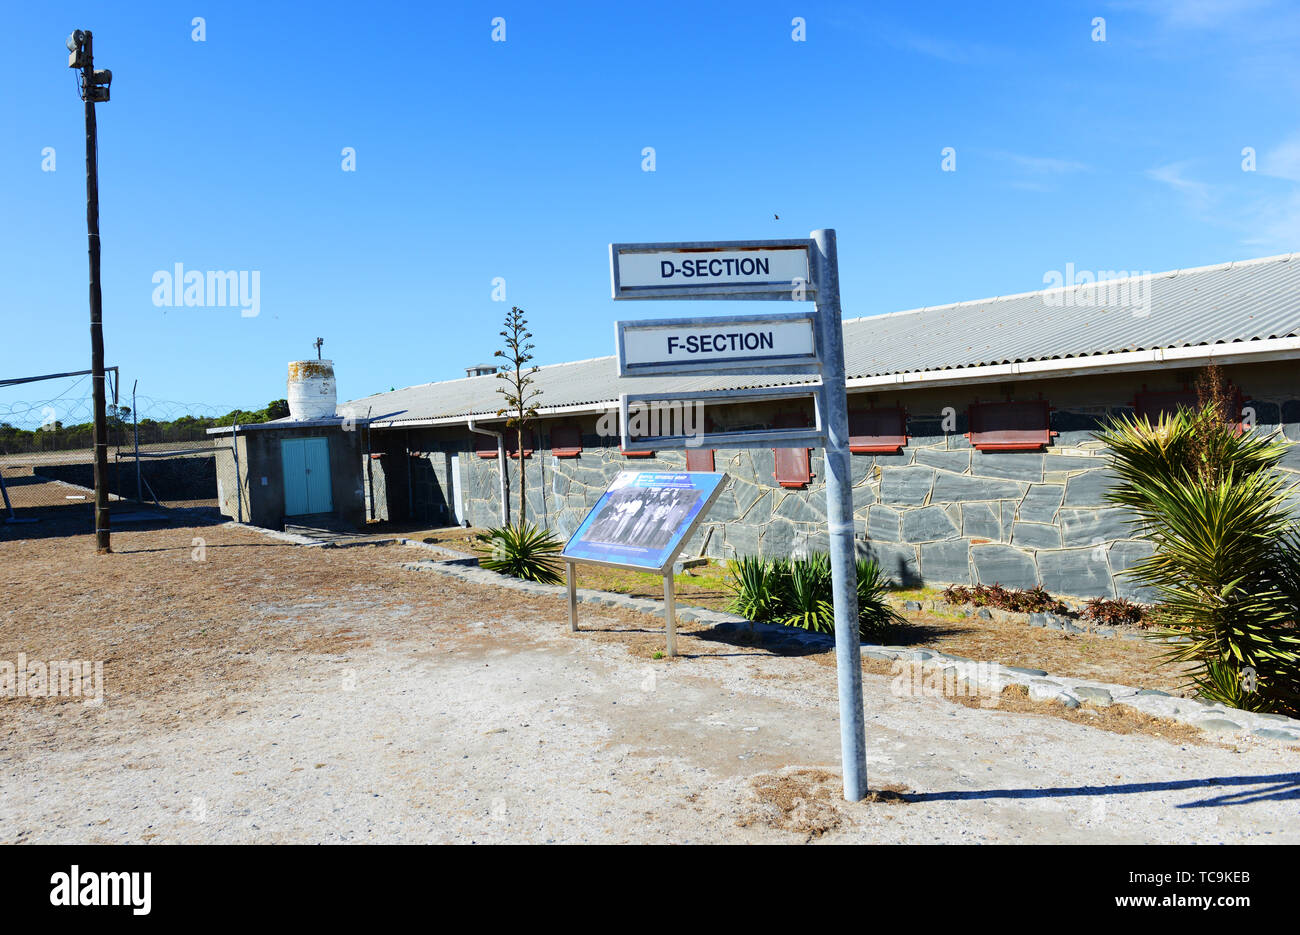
[616,312,818,377]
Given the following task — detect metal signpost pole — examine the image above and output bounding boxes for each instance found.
[606,232,868,800]
[811,229,868,802]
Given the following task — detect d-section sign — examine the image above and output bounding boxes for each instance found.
[610,239,815,301]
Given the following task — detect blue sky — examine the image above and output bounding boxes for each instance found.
[3,0,1299,423]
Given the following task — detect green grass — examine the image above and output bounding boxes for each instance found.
[886,586,946,603]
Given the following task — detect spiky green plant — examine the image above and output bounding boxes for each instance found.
[781,553,835,632]
[474,523,564,584]
[727,553,905,640]
[856,557,905,641]
[1097,402,1300,714]
[725,555,786,622]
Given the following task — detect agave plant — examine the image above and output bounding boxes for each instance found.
[725,555,786,622]
[1097,401,1300,714]
[781,554,834,633]
[856,557,905,641]
[727,552,907,641]
[474,523,564,584]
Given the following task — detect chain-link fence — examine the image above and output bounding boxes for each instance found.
[1,370,233,520]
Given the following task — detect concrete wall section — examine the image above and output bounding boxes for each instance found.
[214,426,365,529]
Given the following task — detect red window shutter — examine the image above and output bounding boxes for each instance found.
[773,447,812,488]
[551,424,582,458]
[772,411,814,488]
[967,400,1054,452]
[474,433,498,459]
[620,448,655,458]
[848,407,908,453]
[685,448,715,471]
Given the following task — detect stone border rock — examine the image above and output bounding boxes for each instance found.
[394,550,1300,745]
[392,538,476,561]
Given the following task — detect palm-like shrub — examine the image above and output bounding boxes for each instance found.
[1097,402,1300,714]
[856,557,906,641]
[781,554,835,632]
[726,553,903,640]
[474,523,564,584]
[726,555,786,622]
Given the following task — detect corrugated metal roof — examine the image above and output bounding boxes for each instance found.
[348,253,1300,425]
[348,358,816,425]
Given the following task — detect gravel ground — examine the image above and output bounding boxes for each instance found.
[1,521,1297,844]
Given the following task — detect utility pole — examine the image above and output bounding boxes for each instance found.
[67,29,113,552]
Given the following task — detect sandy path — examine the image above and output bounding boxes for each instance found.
[0,524,1296,843]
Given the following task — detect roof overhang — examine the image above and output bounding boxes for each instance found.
[206,415,371,434]
[845,336,1300,392]
[362,336,1300,431]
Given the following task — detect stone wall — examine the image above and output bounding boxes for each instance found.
[378,360,1300,601]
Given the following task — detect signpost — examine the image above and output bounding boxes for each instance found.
[607,229,868,803]
[560,470,728,658]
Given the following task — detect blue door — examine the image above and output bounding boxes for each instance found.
[282,437,333,515]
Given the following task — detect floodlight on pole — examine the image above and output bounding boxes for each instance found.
[67,27,113,553]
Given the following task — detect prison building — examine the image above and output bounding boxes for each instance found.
[217,254,1300,600]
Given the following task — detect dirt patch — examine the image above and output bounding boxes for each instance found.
[0,524,580,735]
[739,767,911,840]
[889,608,1190,691]
[802,617,1186,694]
[953,684,1219,747]
[739,768,847,838]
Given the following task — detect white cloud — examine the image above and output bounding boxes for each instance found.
[889,31,1000,65]
[1259,135,1300,181]
[1127,0,1281,30]
[1146,162,1212,209]
[1239,190,1300,251]
[996,152,1090,175]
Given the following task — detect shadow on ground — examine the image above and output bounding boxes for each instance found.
[0,503,226,543]
[905,772,1300,808]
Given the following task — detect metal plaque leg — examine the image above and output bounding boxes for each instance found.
[566,561,578,632]
[663,572,677,658]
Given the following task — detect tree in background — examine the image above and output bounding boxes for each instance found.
[494,306,542,528]
[0,399,292,455]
